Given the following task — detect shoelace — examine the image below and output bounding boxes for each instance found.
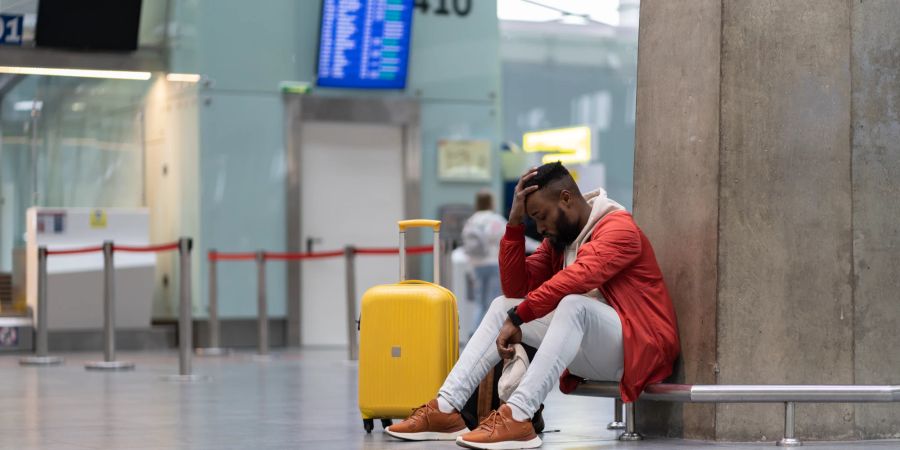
[476,410,506,435]
[405,404,432,427]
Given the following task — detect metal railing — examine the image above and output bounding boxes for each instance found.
[202,243,440,360]
[19,238,202,381]
[574,381,900,446]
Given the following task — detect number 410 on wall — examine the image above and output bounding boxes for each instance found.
[0,15,23,46]
[414,0,472,17]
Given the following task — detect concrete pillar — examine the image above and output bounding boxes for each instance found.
[850,1,900,439]
[632,0,721,440]
[633,0,900,442]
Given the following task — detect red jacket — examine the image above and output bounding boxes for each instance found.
[500,210,680,402]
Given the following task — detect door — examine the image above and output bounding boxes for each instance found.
[299,122,404,346]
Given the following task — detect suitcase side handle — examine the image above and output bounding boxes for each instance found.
[398,219,441,284]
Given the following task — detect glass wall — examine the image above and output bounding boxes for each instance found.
[0,76,152,271]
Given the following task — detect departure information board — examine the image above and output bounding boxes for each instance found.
[316,0,414,89]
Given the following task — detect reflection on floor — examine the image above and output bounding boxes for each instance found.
[1,349,898,449]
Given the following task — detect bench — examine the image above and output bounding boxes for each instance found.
[571,381,900,446]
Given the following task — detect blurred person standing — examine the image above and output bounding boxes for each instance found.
[461,190,507,338]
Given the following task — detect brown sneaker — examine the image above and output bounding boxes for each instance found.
[456,404,542,449]
[385,398,470,441]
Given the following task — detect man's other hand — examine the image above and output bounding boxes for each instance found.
[496,318,523,360]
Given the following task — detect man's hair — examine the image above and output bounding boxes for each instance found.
[475,190,493,211]
[522,161,581,198]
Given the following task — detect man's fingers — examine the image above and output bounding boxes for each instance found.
[515,185,539,203]
[516,185,539,198]
[496,342,510,359]
[497,335,511,356]
[515,167,538,189]
[516,170,538,188]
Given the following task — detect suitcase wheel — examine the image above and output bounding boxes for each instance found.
[363,418,374,433]
[381,419,393,429]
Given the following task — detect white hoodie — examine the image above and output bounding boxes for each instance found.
[563,188,626,300]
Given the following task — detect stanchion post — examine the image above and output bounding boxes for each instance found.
[86,241,134,371]
[178,238,192,375]
[20,247,63,366]
[102,241,115,361]
[196,249,230,357]
[344,246,358,361]
[164,238,208,382]
[256,251,269,357]
[439,240,452,290]
[208,252,219,349]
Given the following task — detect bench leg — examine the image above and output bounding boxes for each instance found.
[776,402,802,447]
[618,402,643,441]
[607,399,625,430]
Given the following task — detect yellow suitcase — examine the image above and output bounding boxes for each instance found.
[358,220,459,433]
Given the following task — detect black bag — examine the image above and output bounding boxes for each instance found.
[459,343,544,433]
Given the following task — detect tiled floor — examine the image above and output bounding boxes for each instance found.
[1,349,898,449]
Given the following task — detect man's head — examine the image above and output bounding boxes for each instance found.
[475,190,494,211]
[522,162,587,251]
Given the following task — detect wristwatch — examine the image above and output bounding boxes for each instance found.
[507,306,524,327]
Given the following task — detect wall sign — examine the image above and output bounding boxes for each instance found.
[36,211,66,235]
[523,126,592,165]
[90,209,108,229]
[0,14,23,45]
[0,327,18,347]
[316,0,414,90]
[414,0,471,17]
[438,139,491,182]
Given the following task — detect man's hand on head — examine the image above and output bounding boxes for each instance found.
[496,317,522,360]
[508,167,539,227]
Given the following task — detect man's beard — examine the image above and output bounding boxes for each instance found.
[546,208,581,251]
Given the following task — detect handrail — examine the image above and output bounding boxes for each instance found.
[574,381,900,403]
[576,381,900,445]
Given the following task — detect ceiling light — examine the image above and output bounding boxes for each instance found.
[0,66,151,80]
[14,100,42,112]
[166,73,202,83]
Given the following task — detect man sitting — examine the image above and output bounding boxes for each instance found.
[386,162,681,449]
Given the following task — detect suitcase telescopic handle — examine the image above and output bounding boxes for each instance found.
[398,220,441,231]
[397,219,441,284]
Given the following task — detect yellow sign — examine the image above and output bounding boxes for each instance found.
[90,209,107,229]
[522,126,592,164]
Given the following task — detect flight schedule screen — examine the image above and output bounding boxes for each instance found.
[316,0,414,89]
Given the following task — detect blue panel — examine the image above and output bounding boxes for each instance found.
[199,92,288,317]
[316,0,413,90]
